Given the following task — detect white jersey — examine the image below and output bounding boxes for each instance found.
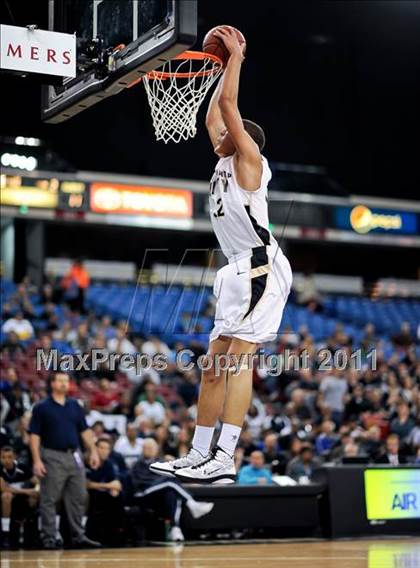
[209,155,274,260]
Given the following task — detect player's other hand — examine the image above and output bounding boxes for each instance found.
[214,27,245,57]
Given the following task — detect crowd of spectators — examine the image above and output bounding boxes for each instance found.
[1,274,419,546]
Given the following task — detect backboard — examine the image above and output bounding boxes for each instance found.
[41,0,197,123]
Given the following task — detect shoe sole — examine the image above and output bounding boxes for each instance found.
[149,465,176,478]
[174,472,236,484]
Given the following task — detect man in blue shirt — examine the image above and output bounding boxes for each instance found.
[238,451,273,486]
[29,372,101,549]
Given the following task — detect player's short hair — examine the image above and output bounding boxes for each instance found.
[0,446,15,454]
[242,119,266,151]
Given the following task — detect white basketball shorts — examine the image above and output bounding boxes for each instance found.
[209,243,292,345]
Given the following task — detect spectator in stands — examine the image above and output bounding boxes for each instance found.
[340,441,362,462]
[177,370,199,407]
[90,378,119,413]
[91,421,106,439]
[134,382,167,427]
[130,438,213,542]
[288,389,313,423]
[390,401,415,441]
[107,327,143,383]
[142,335,171,358]
[401,375,416,404]
[319,370,348,424]
[360,425,383,459]
[10,284,35,318]
[1,330,26,358]
[238,451,273,485]
[236,428,260,469]
[85,438,124,545]
[155,424,178,457]
[262,432,287,474]
[375,434,407,465]
[246,398,267,440]
[315,420,338,457]
[137,417,154,439]
[392,322,414,349]
[267,404,293,446]
[40,283,57,305]
[3,381,31,428]
[286,445,321,483]
[1,367,20,396]
[107,326,136,356]
[53,321,76,343]
[0,446,39,549]
[11,412,32,467]
[344,384,373,420]
[361,323,377,351]
[71,322,91,354]
[114,423,144,469]
[2,311,34,341]
[94,315,116,340]
[407,417,420,449]
[61,259,90,313]
[28,372,101,549]
[297,272,322,311]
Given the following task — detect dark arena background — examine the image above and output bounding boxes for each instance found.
[0,1,419,567]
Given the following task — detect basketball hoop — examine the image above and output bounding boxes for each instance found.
[142,51,223,144]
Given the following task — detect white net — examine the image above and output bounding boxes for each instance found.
[143,53,223,144]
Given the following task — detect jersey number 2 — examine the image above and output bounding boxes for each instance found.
[213,198,224,218]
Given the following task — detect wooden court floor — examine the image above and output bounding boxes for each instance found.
[2,539,420,568]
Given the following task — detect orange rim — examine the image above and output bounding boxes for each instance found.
[146,50,223,80]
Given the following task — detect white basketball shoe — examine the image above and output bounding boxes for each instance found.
[149,448,208,477]
[174,447,236,484]
[168,526,184,542]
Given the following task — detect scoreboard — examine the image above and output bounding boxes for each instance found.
[57,180,89,211]
[0,173,89,211]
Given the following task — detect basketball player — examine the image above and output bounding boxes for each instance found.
[151,27,292,483]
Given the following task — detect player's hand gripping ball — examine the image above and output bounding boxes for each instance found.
[203,25,246,66]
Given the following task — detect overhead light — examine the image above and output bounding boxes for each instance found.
[1,153,38,171]
[25,156,38,171]
[14,136,42,147]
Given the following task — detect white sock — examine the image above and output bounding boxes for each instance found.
[82,516,88,528]
[217,423,242,457]
[2,518,10,532]
[192,425,214,456]
[55,515,62,539]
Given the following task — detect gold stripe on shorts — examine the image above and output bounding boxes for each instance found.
[250,263,270,279]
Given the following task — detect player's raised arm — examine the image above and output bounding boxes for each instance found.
[214,27,261,165]
[205,75,226,149]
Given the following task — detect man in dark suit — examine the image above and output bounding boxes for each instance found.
[375,434,407,465]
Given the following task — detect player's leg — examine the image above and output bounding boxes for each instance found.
[218,337,258,452]
[194,334,232,443]
[175,338,257,484]
[39,450,68,547]
[1,491,13,547]
[150,335,231,476]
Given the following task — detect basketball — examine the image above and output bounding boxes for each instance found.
[203,25,246,66]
